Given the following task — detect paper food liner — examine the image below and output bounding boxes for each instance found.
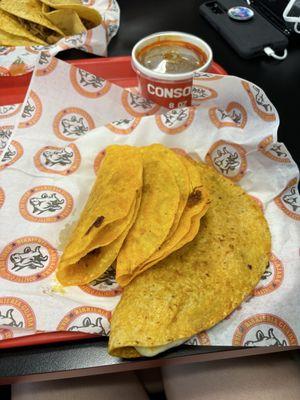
[0,0,119,77]
[0,53,299,349]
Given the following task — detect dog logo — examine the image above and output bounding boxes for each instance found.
[0,187,4,209]
[94,150,105,174]
[209,102,247,129]
[0,237,58,283]
[0,297,36,329]
[274,178,300,221]
[0,125,13,155]
[18,91,42,128]
[192,84,218,104]
[19,185,73,223]
[121,90,160,117]
[34,144,81,175]
[106,117,141,135]
[205,140,247,182]
[193,72,224,81]
[57,306,111,335]
[156,107,195,134]
[0,104,22,120]
[70,66,112,98]
[259,136,291,164]
[0,328,13,340]
[186,331,211,346]
[242,81,276,122]
[36,53,58,76]
[80,266,122,297]
[233,314,298,346]
[53,107,95,141]
[253,254,284,296]
[0,140,23,171]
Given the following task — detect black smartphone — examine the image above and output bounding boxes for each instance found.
[199,0,289,58]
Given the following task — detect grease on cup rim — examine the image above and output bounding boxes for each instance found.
[132,31,213,81]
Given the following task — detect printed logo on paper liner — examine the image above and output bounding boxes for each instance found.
[57,306,111,335]
[19,185,74,223]
[59,32,87,50]
[106,117,141,135]
[205,140,247,182]
[193,71,224,81]
[232,314,298,346]
[156,107,195,134]
[94,150,105,174]
[121,91,160,117]
[36,53,58,76]
[0,297,36,329]
[259,136,291,164]
[0,237,58,283]
[274,178,300,221]
[242,81,276,122]
[0,140,23,171]
[0,125,14,155]
[253,254,284,297]
[209,102,247,129]
[18,91,42,128]
[0,46,15,56]
[34,144,81,175]
[53,107,95,141]
[0,104,22,120]
[0,328,13,340]
[186,331,211,346]
[70,66,112,98]
[80,266,122,297]
[192,85,218,103]
[103,19,119,42]
[25,45,53,54]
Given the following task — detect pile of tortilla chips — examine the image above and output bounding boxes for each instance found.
[57,144,271,358]
[57,144,210,287]
[0,0,101,46]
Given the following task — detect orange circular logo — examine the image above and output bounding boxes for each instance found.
[0,328,13,340]
[0,104,22,120]
[78,30,93,53]
[242,81,276,122]
[0,46,15,56]
[59,32,87,51]
[94,150,105,174]
[209,102,247,129]
[34,144,81,175]
[0,125,14,155]
[232,314,298,346]
[0,297,36,329]
[19,185,74,223]
[57,306,111,335]
[36,53,58,76]
[0,187,5,209]
[18,91,42,128]
[193,71,223,81]
[0,237,58,283]
[53,107,95,141]
[156,107,195,134]
[0,140,23,171]
[70,65,112,98]
[192,84,218,104]
[187,331,211,345]
[106,117,141,135]
[258,136,291,164]
[205,140,247,182]
[80,267,122,297]
[121,90,160,117]
[274,178,300,221]
[253,254,284,297]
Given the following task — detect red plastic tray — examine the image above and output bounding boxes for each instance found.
[0,56,227,349]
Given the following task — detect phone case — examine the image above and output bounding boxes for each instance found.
[199,0,289,58]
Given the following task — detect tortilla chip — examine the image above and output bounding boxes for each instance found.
[0,28,41,46]
[59,145,143,267]
[116,145,180,287]
[109,162,271,358]
[40,0,102,27]
[42,6,86,36]
[57,192,141,286]
[0,0,64,41]
[0,9,47,45]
